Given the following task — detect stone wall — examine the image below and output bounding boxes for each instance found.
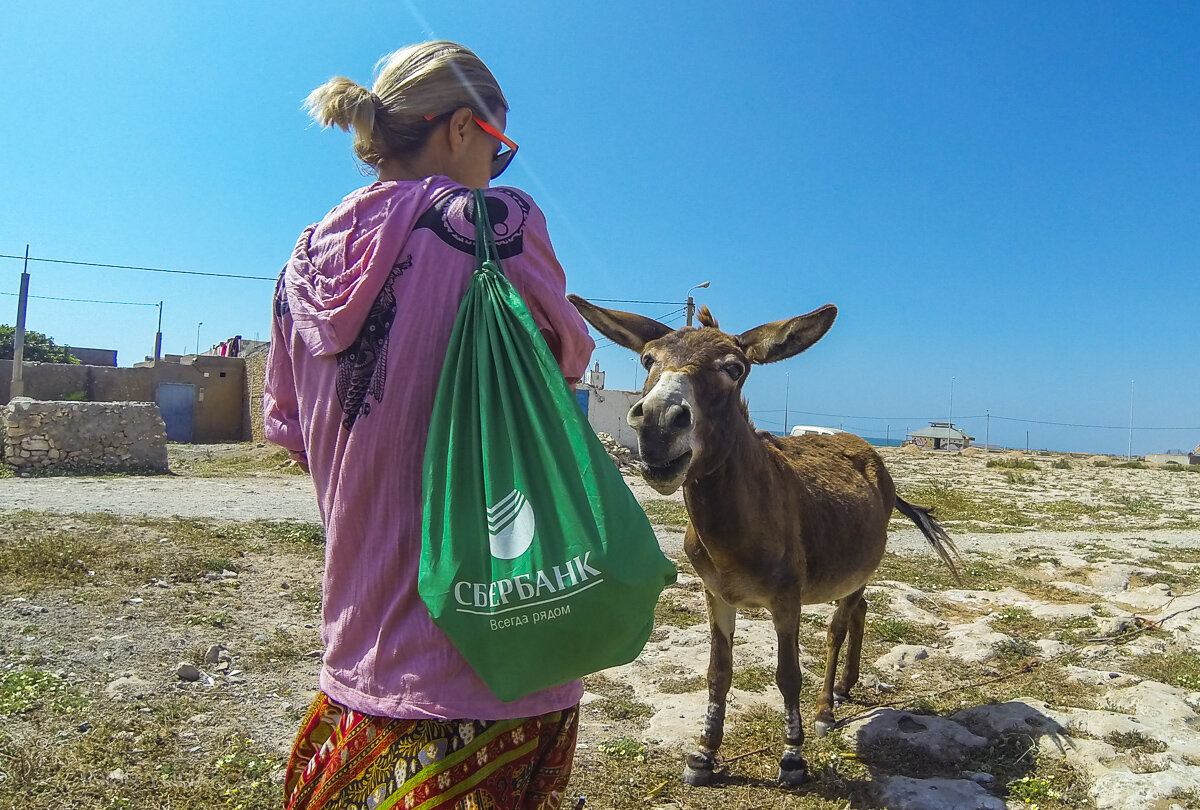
[1,398,168,474]
[1,356,248,443]
[243,344,269,443]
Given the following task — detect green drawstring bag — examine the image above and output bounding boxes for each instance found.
[420,190,676,702]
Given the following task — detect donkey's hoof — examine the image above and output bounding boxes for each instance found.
[777,751,809,786]
[682,752,716,786]
[814,719,833,738]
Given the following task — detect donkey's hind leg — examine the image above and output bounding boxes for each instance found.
[814,586,866,737]
[834,589,868,702]
[683,589,736,786]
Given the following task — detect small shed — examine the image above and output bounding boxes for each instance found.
[905,421,974,452]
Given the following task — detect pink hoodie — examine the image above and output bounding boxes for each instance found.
[264,177,593,719]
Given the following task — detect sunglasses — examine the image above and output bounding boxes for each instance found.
[424,111,519,179]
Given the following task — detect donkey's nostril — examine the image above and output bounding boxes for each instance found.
[628,401,645,428]
[667,404,692,432]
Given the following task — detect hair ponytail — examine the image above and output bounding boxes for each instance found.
[305,41,507,170]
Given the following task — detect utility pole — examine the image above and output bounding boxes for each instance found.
[783,372,789,436]
[985,410,990,453]
[154,301,163,361]
[1128,379,1135,459]
[10,245,31,399]
[195,321,203,356]
[685,281,711,326]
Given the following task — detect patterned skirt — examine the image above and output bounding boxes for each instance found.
[283,692,579,810]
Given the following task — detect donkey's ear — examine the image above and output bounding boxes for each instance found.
[568,295,672,353]
[736,304,837,364]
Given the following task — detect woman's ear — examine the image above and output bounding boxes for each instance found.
[446,107,474,151]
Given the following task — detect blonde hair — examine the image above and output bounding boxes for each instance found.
[305,40,508,167]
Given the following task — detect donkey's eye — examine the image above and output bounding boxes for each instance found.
[723,362,746,381]
[641,354,655,371]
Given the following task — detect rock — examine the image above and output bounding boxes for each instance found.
[107,769,126,783]
[1034,639,1070,658]
[203,644,225,665]
[175,662,202,682]
[1115,583,1174,611]
[253,633,269,643]
[1089,762,1200,810]
[943,619,1011,663]
[874,644,931,671]
[77,721,93,733]
[105,676,151,701]
[1029,602,1093,621]
[221,569,238,578]
[874,775,1006,810]
[845,709,988,760]
[1096,617,1135,637]
[951,700,1067,740]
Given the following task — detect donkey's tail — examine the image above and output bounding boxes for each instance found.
[895,495,963,584]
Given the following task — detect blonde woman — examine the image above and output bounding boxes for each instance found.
[264,41,594,810]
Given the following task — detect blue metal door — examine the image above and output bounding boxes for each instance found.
[575,389,589,416]
[155,383,195,443]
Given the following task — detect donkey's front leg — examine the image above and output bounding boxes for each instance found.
[772,605,808,785]
[682,589,736,786]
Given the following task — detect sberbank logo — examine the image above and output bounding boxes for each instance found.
[487,489,536,560]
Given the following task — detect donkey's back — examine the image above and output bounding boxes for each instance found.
[764,430,896,604]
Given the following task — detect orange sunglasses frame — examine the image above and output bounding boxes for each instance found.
[424,111,518,178]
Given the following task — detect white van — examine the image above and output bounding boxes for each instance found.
[789,425,840,437]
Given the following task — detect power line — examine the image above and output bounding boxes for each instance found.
[0,290,158,307]
[591,306,687,349]
[748,408,1200,432]
[585,298,681,306]
[0,253,275,281]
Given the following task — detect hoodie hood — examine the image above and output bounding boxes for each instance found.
[284,177,458,356]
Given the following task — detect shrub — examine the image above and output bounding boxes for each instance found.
[986,457,1039,470]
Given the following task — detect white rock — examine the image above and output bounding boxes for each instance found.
[874,775,1006,810]
[874,644,932,671]
[844,709,988,759]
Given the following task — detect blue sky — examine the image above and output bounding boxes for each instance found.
[1,2,1196,455]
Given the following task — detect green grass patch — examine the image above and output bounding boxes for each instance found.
[1004,470,1035,485]
[1123,651,1200,690]
[167,443,305,477]
[0,667,87,715]
[595,736,646,761]
[1112,495,1160,517]
[987,457,1040,470]
[657,674,706,694]
[1104,731,1167,754]
[654,594,704,628]
[186,611,234,628]
[247,628,304,668]
[0,693,283,809]
[990,606,1054,637]
[641,499,688,527]
[1050,458,1072,469]
[731,665,775,692]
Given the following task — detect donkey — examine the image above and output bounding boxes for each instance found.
[568,295,960,786]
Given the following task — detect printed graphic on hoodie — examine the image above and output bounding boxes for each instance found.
[414,188,531,258]
[335,254,412,430]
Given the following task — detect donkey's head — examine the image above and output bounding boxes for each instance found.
[569,295,837,495]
